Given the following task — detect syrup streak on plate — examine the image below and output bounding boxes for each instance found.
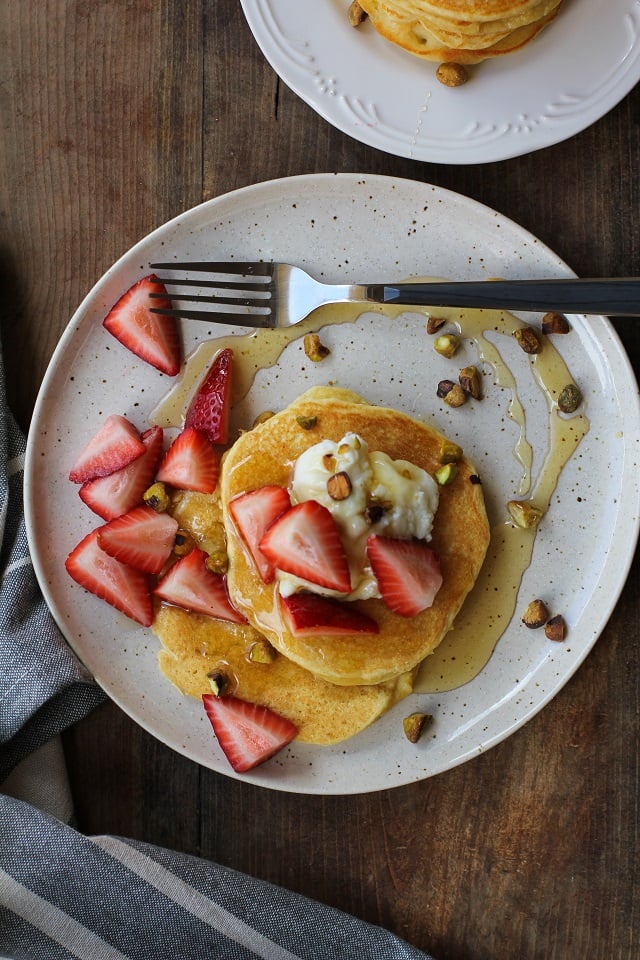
[239,0,640,163]
[24,174,640,794]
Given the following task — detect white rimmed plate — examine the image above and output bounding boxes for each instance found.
[240,0,640,164]
[25,173,640,794]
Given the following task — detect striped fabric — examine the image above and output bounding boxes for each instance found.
[0,343,435,959]
[1,795,431,960]
[0,356,105,784]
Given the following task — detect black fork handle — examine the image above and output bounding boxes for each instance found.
[369,278,640,317]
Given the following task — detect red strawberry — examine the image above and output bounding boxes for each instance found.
[97,504,178,575]
[366,535,443,617]
[65,529,153,626]
[103,274,181,376]
[79,425,164,520]
[202,694,297,772]
[281,592,379,636]
[156,427,219,493]
[229,485,291,582]
[154,547,245,622]
[258,500,351,594]
[69,414,145,484]
[185,347,233,445]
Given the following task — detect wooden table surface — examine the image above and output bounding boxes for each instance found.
[3,3,639,959]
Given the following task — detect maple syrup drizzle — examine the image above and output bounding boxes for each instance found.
[151,299,589,695]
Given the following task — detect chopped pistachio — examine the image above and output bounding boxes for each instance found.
[253,410,275,427]
[327,471,352,500]
[304,332,330,362]
[558,383,582,413]
[522,598,549,629]
[434,333,459,358]
[514,326,542,354]
[338,436,360,453]
[426,315,447,334]
[435,463,458,485]
[296,414,318,430]
[439,439,463,463]
[207,671,229,697]
[173,529,196,556]
[542,311,571,335]
[459,365,482,400]
[403,712,433,743]
[322,453,337,473]
[437,380,467,407]
[143,481,171,513]
[436,62,469,87]
[246,639,277,664]
[365,498,392,524]
[347,0,367,25]
[545,614,567,642]
[507,500,543,529]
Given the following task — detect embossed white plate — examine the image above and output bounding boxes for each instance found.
[25,174,640,793]
[240,0,640,163]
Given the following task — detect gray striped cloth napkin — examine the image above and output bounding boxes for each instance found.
[0,340,435,960]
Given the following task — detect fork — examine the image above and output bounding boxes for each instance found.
[148,261,640,327]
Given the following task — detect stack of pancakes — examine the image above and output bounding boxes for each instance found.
[357,0,564,64]
[154,387,490,745]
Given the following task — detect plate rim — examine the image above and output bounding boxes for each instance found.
[239,0,640,164]
[24,172,640,794]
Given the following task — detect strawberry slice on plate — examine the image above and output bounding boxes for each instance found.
[103,274,181,376]
[65,529,153,626]
[79,425,164,520]
[154,547,245,622]
[97,504,179,575]
[185,347,233,445]
[259,500,351,594]
[69,414,145,484]
[156,426,219,494]
[229,485,291,582]
[366,534,443,617]
[202,693,297,772]
[281,592,379,636]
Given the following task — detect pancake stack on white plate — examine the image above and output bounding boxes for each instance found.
[357,0,564,64]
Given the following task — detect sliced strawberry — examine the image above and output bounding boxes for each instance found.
[79,425,164,520]
[103,274,181,376]
[97,504,178,575]
[154,547,245,622]
[229,485,291,582]
[202,694,297,772]
[366,535,443,617]
[65,529,153,626]
[185,347,233,445]
[69,414,145,484]
[258,500,351,594]
[281,592,379,636]
[156,427,219,494]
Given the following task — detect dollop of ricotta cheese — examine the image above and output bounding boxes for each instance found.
[279,432,439,599]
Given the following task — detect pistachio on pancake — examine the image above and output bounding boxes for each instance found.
[220,387,490,687]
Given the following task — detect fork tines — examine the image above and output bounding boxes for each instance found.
[148,261,274,320]
[150,261,273,279]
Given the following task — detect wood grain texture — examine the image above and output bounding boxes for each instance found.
[3,1,639,958]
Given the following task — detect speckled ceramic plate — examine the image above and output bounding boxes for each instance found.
[240,0,640,164]
[25,174,640,794]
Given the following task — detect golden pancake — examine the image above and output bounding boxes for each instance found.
[358,0,562,64]
[221,387,490,687]
[376,0,561,29]
[152,490,414,744]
